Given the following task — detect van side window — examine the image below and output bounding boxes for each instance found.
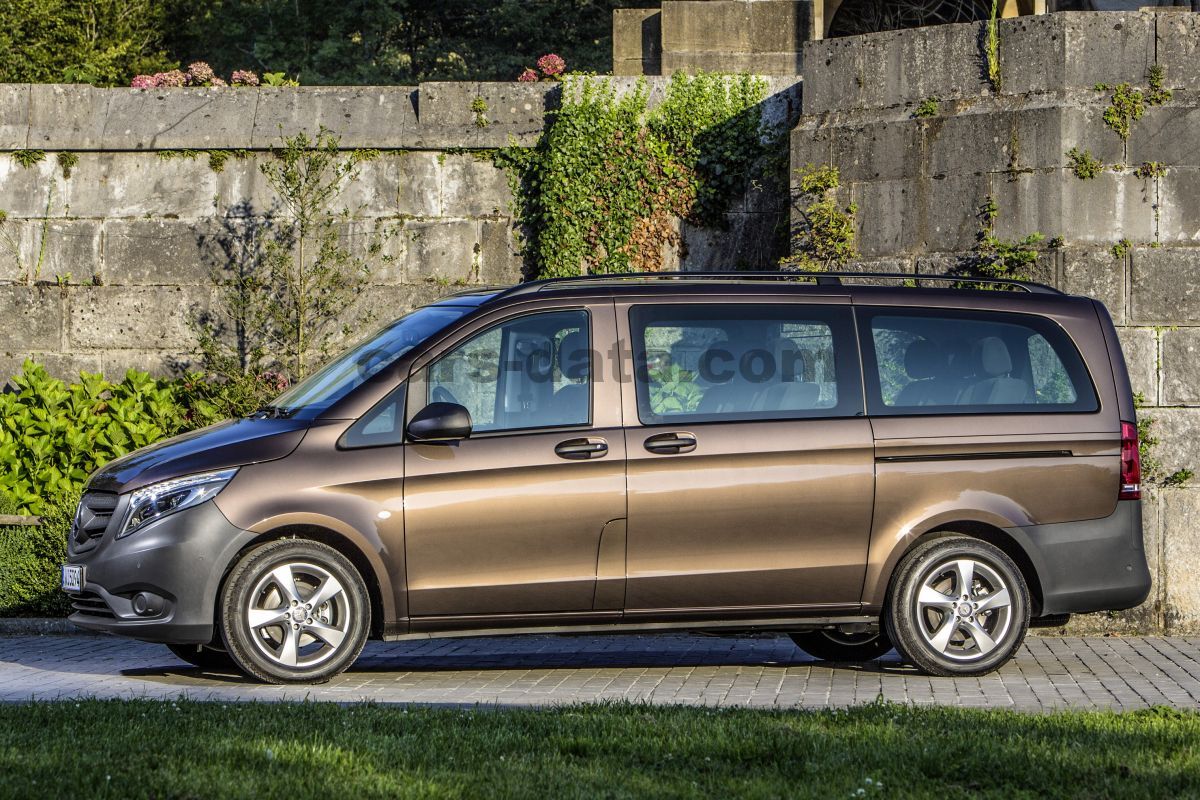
[629,304,861,424]
[427,310,590,433]
[339,383,407,449]
[863,310,1097,415]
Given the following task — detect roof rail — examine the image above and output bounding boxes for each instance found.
[485,271,1063,302]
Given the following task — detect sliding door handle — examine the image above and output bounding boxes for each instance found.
[555,437,609,460]
[644,432,697,455]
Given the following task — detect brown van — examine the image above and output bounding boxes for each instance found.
[62,272,1150,683]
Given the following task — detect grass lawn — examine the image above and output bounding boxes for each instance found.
[0,700,1197,798]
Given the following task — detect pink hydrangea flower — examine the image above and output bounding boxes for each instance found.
[153,70,187,88]
[517,68,539,83]
[231,69,260,87]
[186,61,216,85]
[130,74,156,89]
[209,76,227,87]
[536,53,566,77]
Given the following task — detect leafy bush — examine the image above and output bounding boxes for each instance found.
[496,73,773,278]
[0,492,75,617]
[0,361,196,515]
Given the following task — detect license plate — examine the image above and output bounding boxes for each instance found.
[61,565,84,593]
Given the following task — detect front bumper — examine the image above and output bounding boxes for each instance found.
[65,499,257,644]
[1006,500,1152,617]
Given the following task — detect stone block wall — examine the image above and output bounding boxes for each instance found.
[0,77,799,379]
[614,0,811,75]
[792,10,1200,632]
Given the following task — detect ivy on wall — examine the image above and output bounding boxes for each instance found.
[494,73,774,279]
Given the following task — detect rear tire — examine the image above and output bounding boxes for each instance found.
[166,642,238,672]
[219,539,371,684]
[885,535,1030,677]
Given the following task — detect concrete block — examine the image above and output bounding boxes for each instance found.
[662,1,752,56]
[0,352,102,385]
[750,1,808,56]
[1131,246,1200,324]
[339,218,406,285]
[27,84,108,149]
[1157,168,1200,245]
[1060,104,1125,168]
[416,82,550,148]
[397,152,442,218]
[440,154,512,218]
[612,9,662,76]
[100,350,197,379]
[1160,327,1200,406]
[1147,407,1200,484]
[833,120,924,183]
[402,219,482,285]
[328,157,403,217]
[1059,169,1155,244]
[0,219,99,285]
[858,23,989,110]
[926,111,1017,178]
[479,220,525,285]
[69,286,210,350]
[802,37,864,114]
[847,180,910,257]
[0,84,30,149]
[900,173,990,254]
[680,212,786,271]
[1163,488,1200,629]
[102,219,225,286]
[0,286,63,351]
[0,156,59,217]
[1154,11,1200,93]
[61,153,220,219]
[1127,106,1200,169]
[1012,105,1068,173]
[1062,12,1155,95]
[996,14,1067,98]
[988,170,1064,248]
[664,51,799,76]
[251,87,418,149]
[1061,247,1126,324]
[102,88,256,150]
[1116,326,1158,402]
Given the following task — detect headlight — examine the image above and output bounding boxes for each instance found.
[118,468,238,538]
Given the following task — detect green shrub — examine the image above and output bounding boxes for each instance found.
[0,492,74,617]
[0,361,193,515]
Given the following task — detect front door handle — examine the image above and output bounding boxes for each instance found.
[644,431,697,455]
[555,437,609,460]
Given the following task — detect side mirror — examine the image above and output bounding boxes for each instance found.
[408,402,472,442]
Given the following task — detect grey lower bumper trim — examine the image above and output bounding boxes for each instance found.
[1006,501,1151,616]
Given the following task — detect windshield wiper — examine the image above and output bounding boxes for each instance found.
[247,405,297,419]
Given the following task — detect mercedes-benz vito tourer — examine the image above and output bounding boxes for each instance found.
[63,272,1150,683]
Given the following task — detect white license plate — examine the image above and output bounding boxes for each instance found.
[61,565,84,593]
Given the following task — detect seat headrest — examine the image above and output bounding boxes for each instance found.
[557,330,589,381]
[904,339,944,380]
[977,336,1012,376]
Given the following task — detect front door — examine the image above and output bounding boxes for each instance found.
[403,302,626,626]
[619,298,875,618]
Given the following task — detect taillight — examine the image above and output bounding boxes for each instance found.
[1120,420,1141,500]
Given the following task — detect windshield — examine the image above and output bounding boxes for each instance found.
[267,304,473,416]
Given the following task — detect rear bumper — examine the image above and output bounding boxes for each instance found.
[1006,500,1151,617]
[64,500,257,644]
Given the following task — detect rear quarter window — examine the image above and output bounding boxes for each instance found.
[861,308,1098,416]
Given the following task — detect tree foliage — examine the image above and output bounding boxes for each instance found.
[163,0,656,85]
[0,0,176,85]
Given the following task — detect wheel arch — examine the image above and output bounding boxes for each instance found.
[872,521,1045,617]
[225,524,390,639]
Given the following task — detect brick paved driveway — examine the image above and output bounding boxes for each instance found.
[1,633,1198,711]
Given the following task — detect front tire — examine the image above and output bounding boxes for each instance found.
[790,628,893,662]
[219,539,371,684]
[885,536,1030,677]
